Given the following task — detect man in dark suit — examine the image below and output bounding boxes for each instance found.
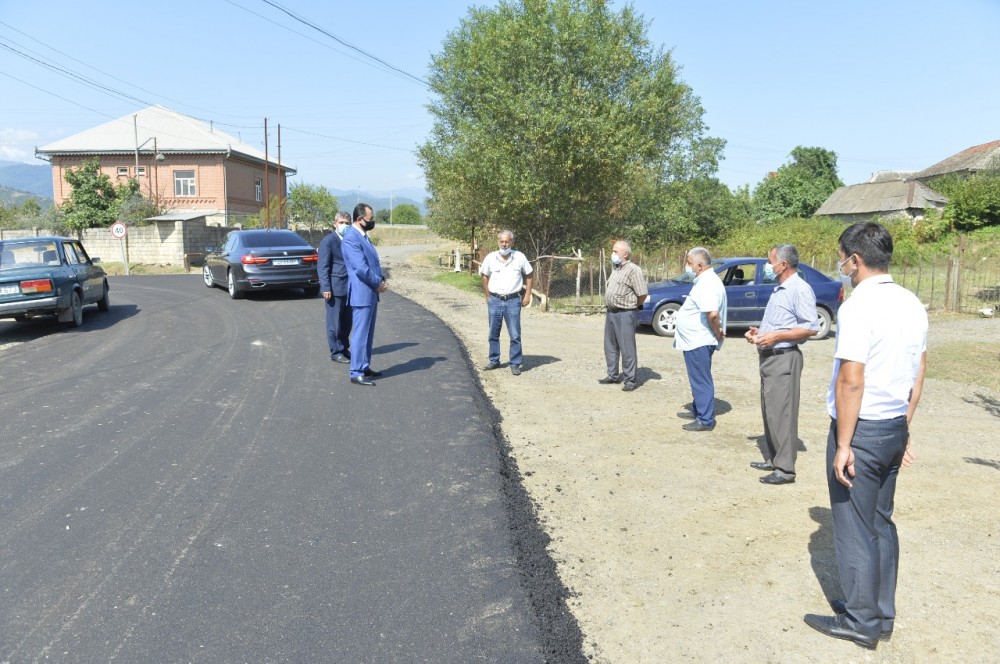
[341,203,387,386]
[318,211,353,363]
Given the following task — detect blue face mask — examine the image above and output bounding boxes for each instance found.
[499,247,512,257]
[335,223,348,237]
[763,262,776,280]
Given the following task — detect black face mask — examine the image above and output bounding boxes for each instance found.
[363,218,375,231]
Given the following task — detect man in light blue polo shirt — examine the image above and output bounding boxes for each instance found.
[674,247,727,431]
[745,244,819,485]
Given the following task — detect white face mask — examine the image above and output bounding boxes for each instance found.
[685,265,696,277]
[499,247,512,257]
[335,223,348,237]
[611,252,622,266]
[838,255,856,288]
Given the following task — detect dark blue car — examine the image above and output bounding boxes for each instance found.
[0,236,110,327]
[638,257,843,340]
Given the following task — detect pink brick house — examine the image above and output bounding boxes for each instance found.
[36,105,295,226]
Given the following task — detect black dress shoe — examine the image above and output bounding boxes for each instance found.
[330,354,350,363]
[350,376,376,386]
[364,368,382,377]
[676,410,695,420]
[803,614,877,650]
[597,376,621,384]
[750,460,774,471]
[681,421,714,432]
[829,599,893,640]
[621,382,636,392]
[483,362,501,370]
[760,472,795,485]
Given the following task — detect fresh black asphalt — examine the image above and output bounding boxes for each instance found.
[0,274,584,663]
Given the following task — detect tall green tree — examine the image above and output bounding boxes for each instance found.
[62,158,137,231]
[419,0,722,258]
[752,146,843,223]
[288,182,339,231]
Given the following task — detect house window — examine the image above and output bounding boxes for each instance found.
[174,170,196,196]
[117,167,129,176]
[137,166,146,177]
[255,178,262,203]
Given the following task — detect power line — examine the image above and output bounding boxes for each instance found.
[256,0,429,87]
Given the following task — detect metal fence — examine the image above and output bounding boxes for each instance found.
[529,249,1000,315]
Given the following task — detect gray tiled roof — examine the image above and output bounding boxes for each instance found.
[911,140,1000,180]
[815,180,947,216]
[37,105,294,173]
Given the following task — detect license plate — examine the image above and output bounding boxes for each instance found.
[271,259,298,266]
[0,284,19,295]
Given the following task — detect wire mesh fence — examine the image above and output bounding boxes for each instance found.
[526,248,1000,315]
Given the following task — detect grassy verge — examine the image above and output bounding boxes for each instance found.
[432,270,483,296]
[926,341,1000,393]
[99,262,191,276]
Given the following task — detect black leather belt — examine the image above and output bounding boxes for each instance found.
[759,346,800,357]
[606,306,633,313]
[491,292,521,301]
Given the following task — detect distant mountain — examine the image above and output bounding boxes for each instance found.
[0,161,53,198]
[329,188,427,216]
[0,184,53,210]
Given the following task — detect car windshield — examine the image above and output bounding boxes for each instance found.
[240,231,310,249]
[0,240,59,270]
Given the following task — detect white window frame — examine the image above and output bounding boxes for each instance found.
[136,166,146,177]
[117,166,129,177]
[174,170,196,197]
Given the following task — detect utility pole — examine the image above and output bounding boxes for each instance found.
[277,123,282,229]
[264,118,270,229]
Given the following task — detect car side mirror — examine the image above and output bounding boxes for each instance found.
[205,245,216,253]
[92,257,102,264]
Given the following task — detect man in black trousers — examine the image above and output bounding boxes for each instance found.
[318,211,353,363]
[804,222,928,650]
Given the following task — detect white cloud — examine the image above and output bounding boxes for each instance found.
[0,128,39,142]
[0,146,31,161]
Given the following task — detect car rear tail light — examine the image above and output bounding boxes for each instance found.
[838,286,844,302]
[301,253,318,263]
[241,255,270,265]
[20,279,54,293]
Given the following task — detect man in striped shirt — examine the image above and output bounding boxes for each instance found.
[598,240,648,392]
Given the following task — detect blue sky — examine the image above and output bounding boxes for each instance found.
[1,0,998,200]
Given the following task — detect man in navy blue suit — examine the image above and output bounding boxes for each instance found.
[318,211,353,363]
[341,203,387,386]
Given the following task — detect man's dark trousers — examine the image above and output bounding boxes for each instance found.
[325,294,351,358]
[604,310,638,384]
[827,416,907,639]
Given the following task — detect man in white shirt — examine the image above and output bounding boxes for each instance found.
[804,222,928,651]
[480,230,534,375]
[673,247,727,431]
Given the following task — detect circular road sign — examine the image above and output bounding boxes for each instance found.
[111,222,128,239]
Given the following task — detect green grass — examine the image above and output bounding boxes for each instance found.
[433,270,483,295]
[926,341,1000,393]
[99,262,191,275]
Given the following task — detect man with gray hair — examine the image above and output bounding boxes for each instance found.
[318,211,354,363]
[598,240,648,391]
[480,229,534,375]
[674,247,727,431]
[745,244,819,485]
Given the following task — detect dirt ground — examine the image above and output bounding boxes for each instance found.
[386,250,1000,663]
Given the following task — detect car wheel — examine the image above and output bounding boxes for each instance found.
[203,264,215,288]
[227,270,244,299]
[812,307,833,340]
[652,302,680,337]
[68,290,84,327]
[303,285,320,297]
[97,281,110,312]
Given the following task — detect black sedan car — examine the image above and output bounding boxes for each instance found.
[637,257,843,340]
[0,236,110,327]
[202,229,320,299]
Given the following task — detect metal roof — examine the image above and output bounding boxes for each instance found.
[814,180,947,216]
[911,140,1000,180]
[36,105,295,173]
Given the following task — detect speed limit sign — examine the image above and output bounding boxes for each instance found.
[111,222,127,239]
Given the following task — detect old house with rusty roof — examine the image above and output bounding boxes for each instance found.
[814,177,947,223]
[36,105,294,226]
[911,140,1000,182]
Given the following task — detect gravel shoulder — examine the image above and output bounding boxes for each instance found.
[386,252,1000,663]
